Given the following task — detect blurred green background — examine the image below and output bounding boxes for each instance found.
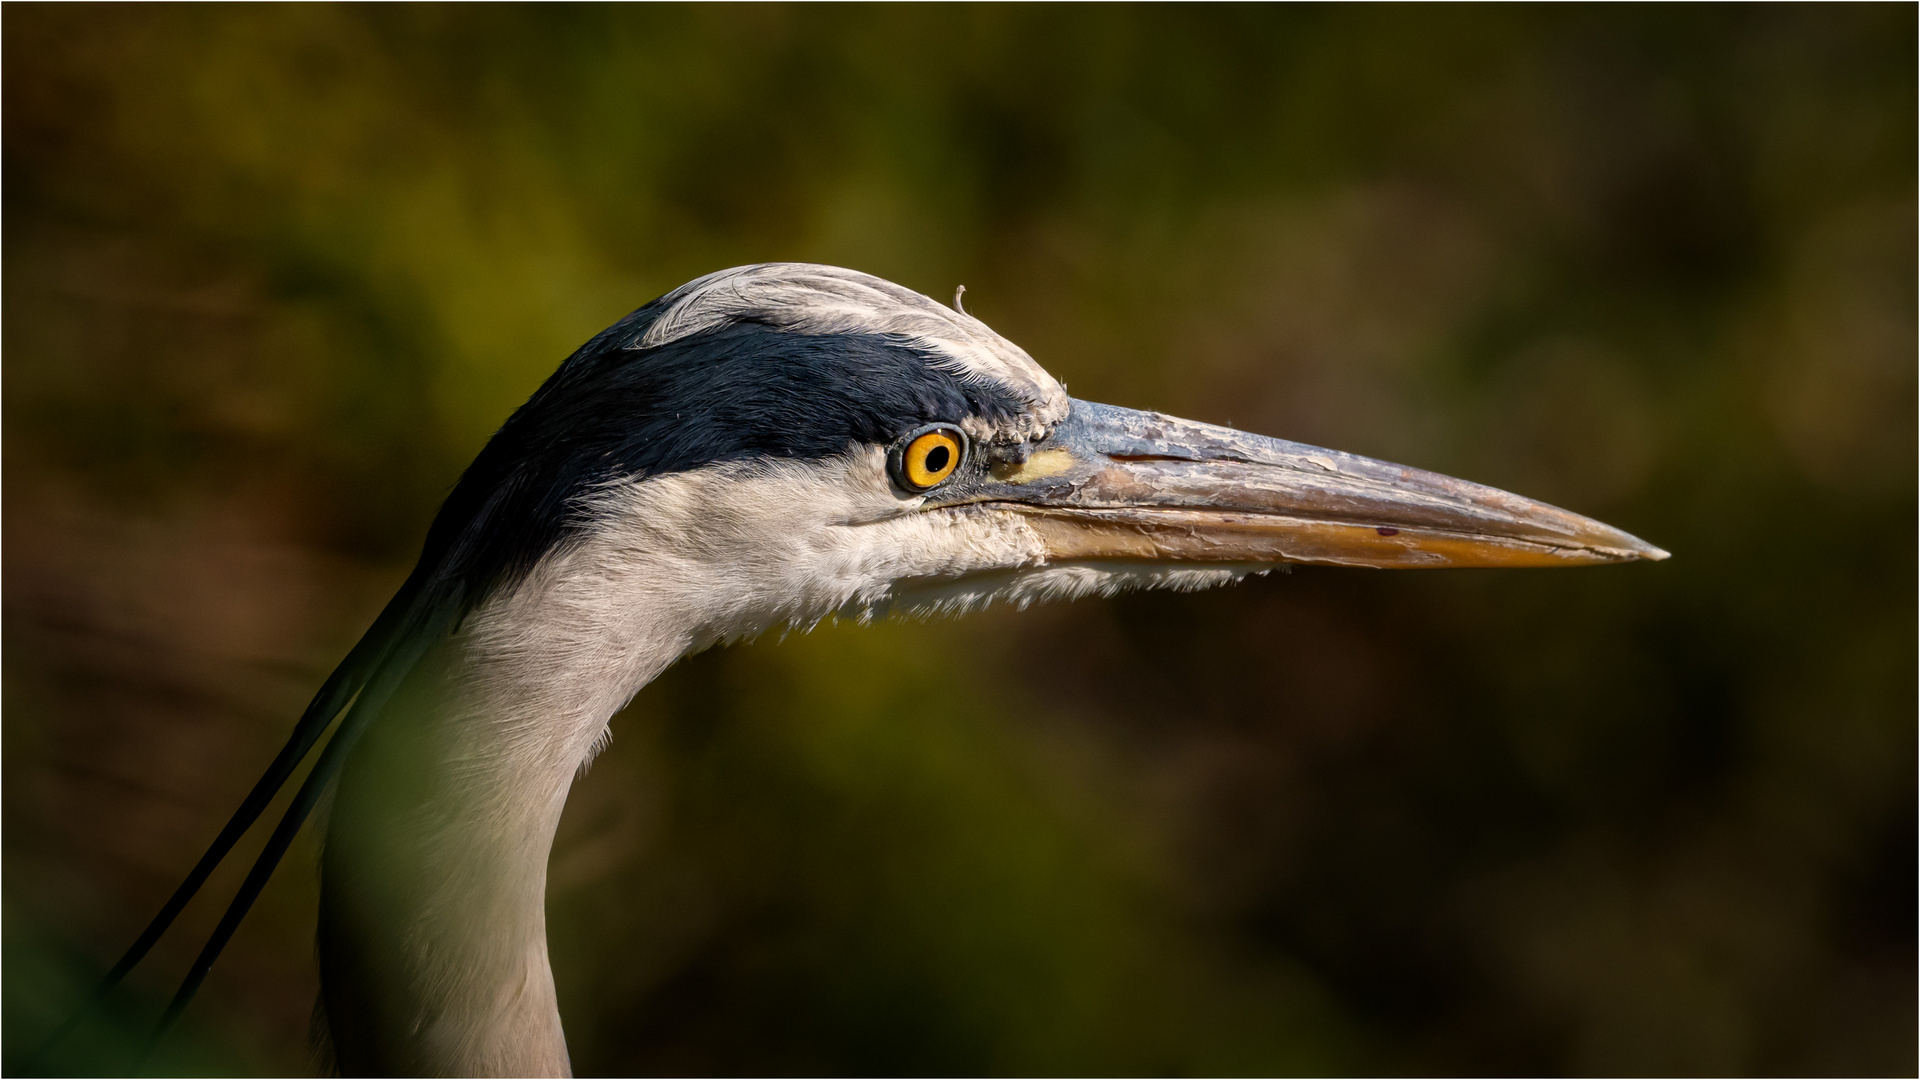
[4,5,1913,1075]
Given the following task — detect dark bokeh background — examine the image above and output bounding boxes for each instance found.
[5,5,1913,1076]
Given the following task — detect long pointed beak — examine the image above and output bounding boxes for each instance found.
[966,400,1668,569]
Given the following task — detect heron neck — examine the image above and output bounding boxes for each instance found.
[320,561,697,1077]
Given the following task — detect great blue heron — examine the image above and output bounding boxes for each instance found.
[56,263,1666,1075]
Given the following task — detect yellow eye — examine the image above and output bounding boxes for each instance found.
[896,426,964,491]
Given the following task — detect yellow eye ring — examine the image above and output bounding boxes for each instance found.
[892,425,966,492]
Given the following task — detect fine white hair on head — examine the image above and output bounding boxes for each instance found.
[457,451,1272,790]
[873,562,1269,623]
[633,263,1071,443]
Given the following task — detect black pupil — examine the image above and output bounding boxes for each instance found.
[923,444,950,473]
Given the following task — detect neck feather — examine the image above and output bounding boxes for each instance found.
[313,458,1043,1075]
[318,542,697,1077]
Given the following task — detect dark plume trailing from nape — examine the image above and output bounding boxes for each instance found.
[30,565,464,1071]
[40,291,1030,1066]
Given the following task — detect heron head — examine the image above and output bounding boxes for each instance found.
[84,263,1668,1066]
[436,263,1665,648]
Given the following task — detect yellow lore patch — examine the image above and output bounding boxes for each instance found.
[990,448,1076,485]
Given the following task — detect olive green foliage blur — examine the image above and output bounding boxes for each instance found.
[5,6,1913,1076]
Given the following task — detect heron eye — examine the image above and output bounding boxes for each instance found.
[895,426,965,492]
